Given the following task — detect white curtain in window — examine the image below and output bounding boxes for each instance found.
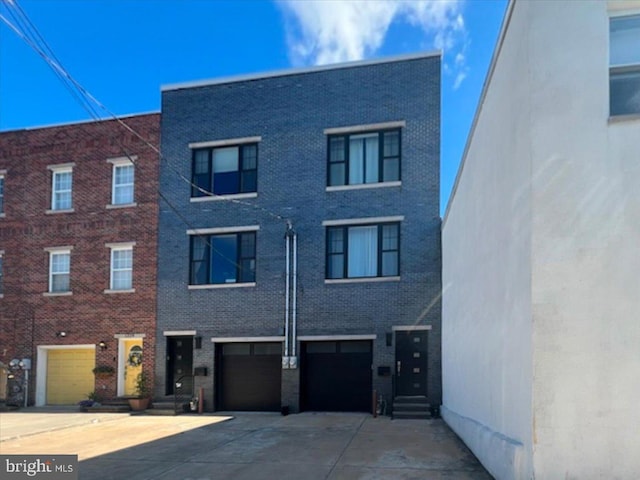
[348,226,377,277]
[349,134,378,184]
[349,138,364,184]
[213,147,239,173]
[365,135,379,183]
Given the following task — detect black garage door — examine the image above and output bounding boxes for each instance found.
[217,342,281,411]
[301,340,372,412]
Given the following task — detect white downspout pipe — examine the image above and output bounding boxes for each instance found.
[284,229,290,358]
[292,232,298,359]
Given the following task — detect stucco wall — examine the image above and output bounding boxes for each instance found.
[441,2,533,479]
[444,0,640,478]
[529,1,640,478]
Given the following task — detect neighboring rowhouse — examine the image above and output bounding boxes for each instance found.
[442,1,640,479]
[157,54,442,413]
[0,113,159,406]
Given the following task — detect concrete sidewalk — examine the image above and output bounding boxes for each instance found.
[0,406,130,442]
[0,410,492,479]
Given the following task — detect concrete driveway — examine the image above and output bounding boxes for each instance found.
[0,409,491,479]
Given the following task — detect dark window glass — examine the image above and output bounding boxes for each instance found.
[339,341,371,353]
[189,231,256,285]
[306,342,337,354]
[253,343,281,355]
[191,143,258,197]
[327,228,345,279]
[222,343,251,355]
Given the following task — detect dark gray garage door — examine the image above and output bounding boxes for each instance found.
[217,342,282,411]
[301,340,372,412]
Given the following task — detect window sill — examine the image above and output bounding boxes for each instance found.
[325,276,401,285]
[608,113,640,124]
[104,288,135,294]
[43,291,73,297]
[326,181,402,192]
[106,202,137,210]
[45,208,74,214]
[188,282,256,290]
[190,192,258,203]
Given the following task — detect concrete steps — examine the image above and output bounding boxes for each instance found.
[141,400,187,416]
[392,395,431,420]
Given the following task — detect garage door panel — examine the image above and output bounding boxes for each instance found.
[47,349,95,405]
[302,341,372,412]
[218,343,281,411]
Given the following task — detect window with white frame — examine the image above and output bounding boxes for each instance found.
[109,245,133,290]
[112,162,135,205]
[51,167,73,210]
[0,173,4,215]
[326,222,400,279]
[49,250,71,293]
[328,129,400,186]
[610,14,640,116]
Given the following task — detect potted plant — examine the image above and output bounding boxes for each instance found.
[78,391,102,411]
[92,365,115,379]
[128,371,152,411]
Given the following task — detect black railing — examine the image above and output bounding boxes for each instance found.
[174,375,194,413]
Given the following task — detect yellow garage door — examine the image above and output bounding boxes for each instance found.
[47,349,95,405]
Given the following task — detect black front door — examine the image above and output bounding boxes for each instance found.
[395,330,428,396]
[166,336,193,395]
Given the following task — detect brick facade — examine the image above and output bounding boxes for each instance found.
[158,55,442,412]
[0,113,159,406]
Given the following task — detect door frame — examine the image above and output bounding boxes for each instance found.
[392,325,431,397]
[35,344,95,406]
[116,336,145,397]
[164,331,196,395]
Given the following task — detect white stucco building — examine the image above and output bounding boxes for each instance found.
[442,1,640,479]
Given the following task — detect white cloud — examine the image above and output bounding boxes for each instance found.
[278,0,469,89]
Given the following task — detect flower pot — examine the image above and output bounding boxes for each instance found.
[128,398,150,411]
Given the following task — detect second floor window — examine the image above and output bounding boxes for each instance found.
[192,144,257,197]
[328,130,400,187]
[190,231,256,285]
[52,169,73,210]
[327,223,399,279]
[112,163,135,205]
[110,247,133,290]
[49,250,71,293]
[610,14,640,116]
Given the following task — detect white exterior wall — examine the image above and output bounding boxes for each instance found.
[530,1,640,478]
[444,0,640,479]
[441,2,534,479]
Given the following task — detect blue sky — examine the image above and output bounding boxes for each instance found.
[0,0,507,212]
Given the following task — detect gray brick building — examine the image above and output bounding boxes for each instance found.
[156,53,442,414]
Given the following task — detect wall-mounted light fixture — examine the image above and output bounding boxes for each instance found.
[56,331,67,338]
[98,341,107,351]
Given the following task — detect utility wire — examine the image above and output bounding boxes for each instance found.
[0,0,287,275]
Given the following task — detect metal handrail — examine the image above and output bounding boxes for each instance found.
[174,375,194,413]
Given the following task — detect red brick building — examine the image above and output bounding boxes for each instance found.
[0,113,159,406]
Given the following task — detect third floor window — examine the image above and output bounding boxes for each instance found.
[191,144,257,197]
[328,129,401,187]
